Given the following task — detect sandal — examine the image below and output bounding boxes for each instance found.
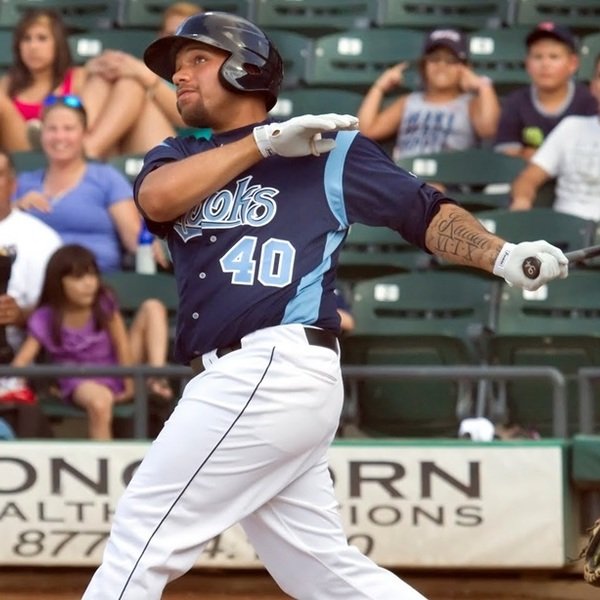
[147,377,174,402]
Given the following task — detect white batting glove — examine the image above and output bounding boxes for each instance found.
[253,113,359,158]
[493,241,569,291]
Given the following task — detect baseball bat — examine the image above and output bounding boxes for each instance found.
[522,244,600,279]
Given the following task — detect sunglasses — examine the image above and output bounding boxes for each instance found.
[43,94,86,111]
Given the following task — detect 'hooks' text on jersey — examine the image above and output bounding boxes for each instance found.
[174,176,279,242]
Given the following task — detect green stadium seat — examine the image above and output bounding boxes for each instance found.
[375,0,511,30]
[513,0,600,36]
[476,208,596,254]
[117,0,251,28]
[10,150,47,173]
[103,271,179,323]
[0,30,12,69]
[579,32,600,82]
[107,153,145,183]
[0,0,117,31]
[305,28,424,92]
[254,0,376,35]
[68,29,156,63]
[270,88,363,119]
[263,29,313,88]
[343,270,496,437]
[490,271,600,437]
[468,27,531,93]
[337,223,432,285]
[396,149,527,211]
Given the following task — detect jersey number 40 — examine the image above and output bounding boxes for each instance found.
[220,235,296,288]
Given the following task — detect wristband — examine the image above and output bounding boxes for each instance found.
[492,242,515,277]
[253,125,275,158]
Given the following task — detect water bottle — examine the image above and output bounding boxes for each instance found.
[135,223,157,274]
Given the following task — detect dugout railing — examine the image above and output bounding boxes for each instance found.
[0,364,567,439]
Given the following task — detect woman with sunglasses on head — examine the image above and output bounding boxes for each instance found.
[12,95,141,273]
[358,28,500,161]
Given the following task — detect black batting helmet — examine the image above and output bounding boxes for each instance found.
[143,11,283,110]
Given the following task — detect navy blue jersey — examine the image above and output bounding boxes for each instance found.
[134,121,450,363]
[494,82,597,152]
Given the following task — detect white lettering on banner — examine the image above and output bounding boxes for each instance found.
[0,442,568,568]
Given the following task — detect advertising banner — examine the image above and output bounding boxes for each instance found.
[0,441,567,567]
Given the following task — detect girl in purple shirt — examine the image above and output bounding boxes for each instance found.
[11,244,172,439]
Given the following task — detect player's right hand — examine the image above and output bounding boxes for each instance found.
[493,240,568,291]
[253,114,359,158]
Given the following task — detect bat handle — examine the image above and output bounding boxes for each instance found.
[522,256,541,279]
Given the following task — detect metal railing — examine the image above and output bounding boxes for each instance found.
[0,364,191,439]
[341,365,568,438]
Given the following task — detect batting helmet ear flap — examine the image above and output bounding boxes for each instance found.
[143,11,283,110]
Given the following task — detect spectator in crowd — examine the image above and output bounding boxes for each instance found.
[13,95,141,272]
[81,2,205,158]
[358,28,500,161]
[495,22,597,160]
[11,244,173,440]
[0,149,61,439]
[0,8,87,147]
[0,150,62,353]
[510,54,600,220]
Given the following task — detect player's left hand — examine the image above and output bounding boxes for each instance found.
[493,240,568,291]
[253,114,359,158]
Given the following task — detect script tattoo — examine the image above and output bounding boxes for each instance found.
[431,209,495,266]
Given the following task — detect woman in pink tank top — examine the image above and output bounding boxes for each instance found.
[0,9,87,151]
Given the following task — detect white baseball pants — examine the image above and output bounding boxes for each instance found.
[82,324,428,600]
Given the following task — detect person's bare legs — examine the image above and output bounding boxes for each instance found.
[119,96,176,155]
[82,76,146,159]
[72,381,115,440]
[0,93,30,151]
[82,76,175,159]
[129,299,173,400]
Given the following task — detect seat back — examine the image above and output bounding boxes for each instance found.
[490,271,600,436]
[396,149,527,211]
[579,32,600,83]
[0,0,117,31]
[10,150,47,173]
[254,0,376,35]
[476,208,596,254]
[344,271,495,437]
[468,27,531,93]
[337,223,431,285]
[375,0,511,30]
[107,154,145,183]
[68,29,156,63]
[263,29,313,88]
[305,28,424,91]
[103,271,179,325]
[513,0,600,35]
[270,87,363,119]
[116,0,243,28]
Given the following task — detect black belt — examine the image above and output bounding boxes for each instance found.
[189,327,338,376]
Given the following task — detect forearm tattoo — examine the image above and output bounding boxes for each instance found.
[428,206,503,269]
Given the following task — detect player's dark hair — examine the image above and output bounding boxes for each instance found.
[38,244,112,346]
[8,9,74,99]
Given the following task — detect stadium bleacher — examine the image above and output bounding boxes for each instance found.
[4,0,600,442]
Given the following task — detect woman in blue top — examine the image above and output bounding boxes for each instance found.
[13,95,141,272]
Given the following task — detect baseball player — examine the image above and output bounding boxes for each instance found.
[82,12,568,600]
